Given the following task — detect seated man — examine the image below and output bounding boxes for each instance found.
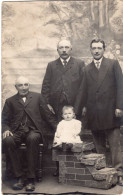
[2,76,57,192]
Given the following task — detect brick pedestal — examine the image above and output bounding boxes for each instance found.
[52,142,118,189]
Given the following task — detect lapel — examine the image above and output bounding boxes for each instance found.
[56,57,73,74]
[56,58,64,73]
[89,61,99,82]
[24,92,32,107]
[16,92,32,107]
[64,57,73,73]
[97,57,109,90]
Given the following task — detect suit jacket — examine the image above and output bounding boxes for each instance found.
[74,57,123,131]
[41,57,85,114]
[2,91,57,143]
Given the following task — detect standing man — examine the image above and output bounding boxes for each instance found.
[41,39,85,175]
[41,39,85,121]
[2,76,57,191]
[75,39,123,185]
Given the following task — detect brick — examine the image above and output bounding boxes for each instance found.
[85,180,115,189]
[85,168,90,174]
[58,155,66,161]
[65,173,75,179]
[75,162,85,168]
[92,168,118,181]
[76,174,93,180]
[65,161,74,167]
[66,155,79,162]
[67,167,85,174]
[71,143,83,153]
[80,153,106,169]
[95,156,106,170]
[66,179,85,186]
[82,142,95,152]
[59,161,67,176]
[59,176,66,183]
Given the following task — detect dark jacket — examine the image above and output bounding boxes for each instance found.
[41,57,85,113]
[74,57,123,131]
[2,91,57,143]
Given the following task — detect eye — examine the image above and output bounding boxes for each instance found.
[17,84,23,87]
[59,46,63,49]
[92,47,96,50]
[24,83,29,86]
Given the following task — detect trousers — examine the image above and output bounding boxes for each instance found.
[92,128,123,176]
[3,130,41,178]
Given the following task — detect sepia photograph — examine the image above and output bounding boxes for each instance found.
[1,0,123,194]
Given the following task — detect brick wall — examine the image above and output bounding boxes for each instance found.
[52,143,118,189]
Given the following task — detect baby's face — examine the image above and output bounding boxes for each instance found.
[62,108,74,121]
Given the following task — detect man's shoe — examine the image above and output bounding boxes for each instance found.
[53,169,59,177]
[118,176,123,186]
[25,182,35,191]
[12,177,24,190]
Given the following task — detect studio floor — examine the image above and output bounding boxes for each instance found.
[2,149,123,195]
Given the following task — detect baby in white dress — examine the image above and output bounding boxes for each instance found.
[53,105,83,147]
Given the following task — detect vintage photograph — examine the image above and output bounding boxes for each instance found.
[1,0,123,194]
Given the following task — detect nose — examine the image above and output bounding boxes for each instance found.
[62,47,67,52]
[22,84,26,89]
[95,48,99,53]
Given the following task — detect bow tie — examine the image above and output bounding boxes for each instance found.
[19,94,27,98]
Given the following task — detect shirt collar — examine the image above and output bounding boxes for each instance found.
[60,56,70,65]
[94,57,103,65]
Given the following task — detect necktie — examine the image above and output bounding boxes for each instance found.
[95,61,100,69]
[63,60,67,67]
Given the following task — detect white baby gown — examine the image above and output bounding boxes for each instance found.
[54,119,82,145]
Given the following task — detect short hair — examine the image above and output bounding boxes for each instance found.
[57,39,72,49]
[15,76,29,85]
[62,105,75,114]
[90,39,105,50]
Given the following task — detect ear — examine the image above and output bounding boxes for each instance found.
[15,85,17,90]
[73,112,76,119]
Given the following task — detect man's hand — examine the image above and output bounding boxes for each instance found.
[115,109,123,117]
[47,104,55,114]
[82,107,87,116]
[3,130,13,139]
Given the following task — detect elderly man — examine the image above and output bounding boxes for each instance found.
[41,39,85,175]
[2,76,57,191]
[75,39,123,186]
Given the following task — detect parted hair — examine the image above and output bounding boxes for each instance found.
[90,39,105,50]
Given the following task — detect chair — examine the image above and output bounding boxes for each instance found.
[5,143,43,182]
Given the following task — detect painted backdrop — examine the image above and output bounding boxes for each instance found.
[2,0,123,105]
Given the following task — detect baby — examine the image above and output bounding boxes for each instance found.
[53,105,83,147]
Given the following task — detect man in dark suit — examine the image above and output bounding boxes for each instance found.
[74,39,123,185]
[41,39,85,176]
[41,39,85,121]
[2,76,57,191]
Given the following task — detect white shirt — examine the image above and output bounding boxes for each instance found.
[94,57,103,69]
[60,57,70,66]
[22,97,26,102]
[54,119,83,145]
